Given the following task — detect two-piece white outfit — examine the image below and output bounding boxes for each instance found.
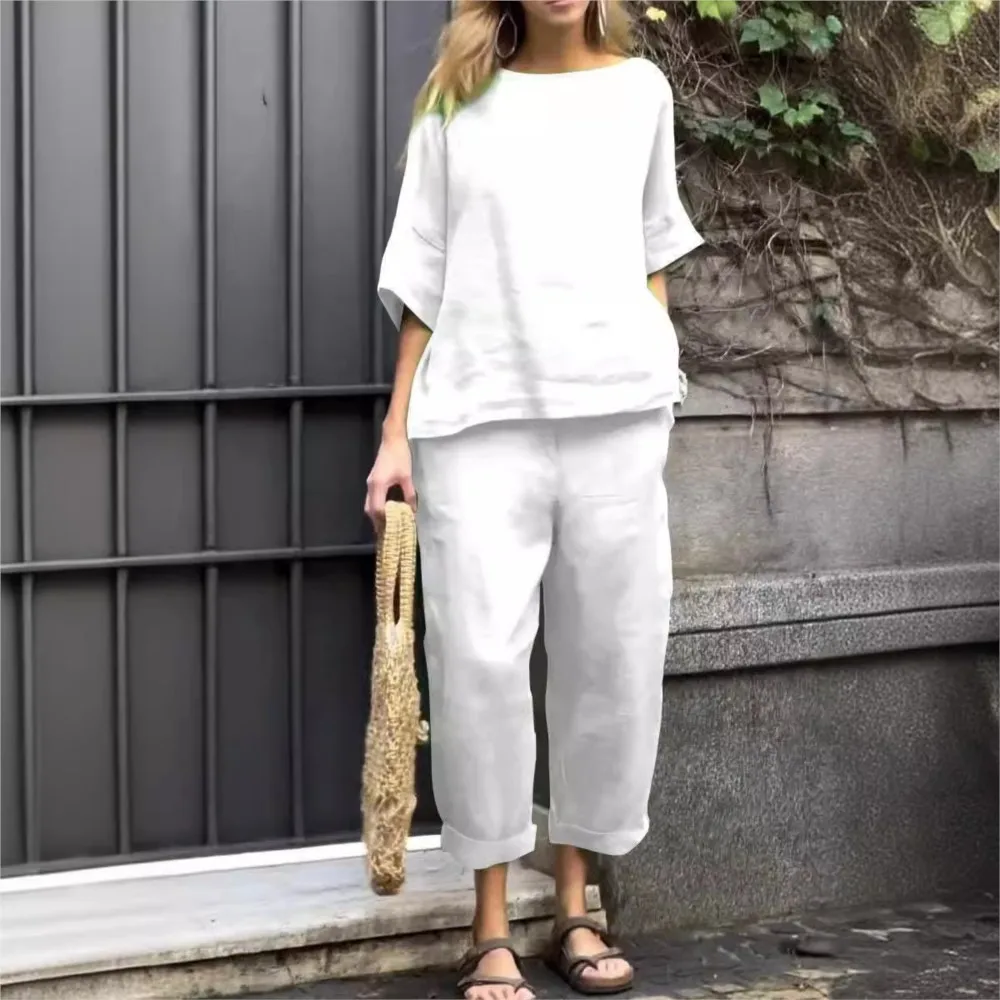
[378,58,703,871]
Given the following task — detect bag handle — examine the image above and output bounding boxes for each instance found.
[375,501,416,628]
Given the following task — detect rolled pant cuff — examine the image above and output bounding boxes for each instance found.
[548,817,649,857]
[441,822,538,870]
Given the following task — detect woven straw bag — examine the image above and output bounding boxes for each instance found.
[362,500,429,895]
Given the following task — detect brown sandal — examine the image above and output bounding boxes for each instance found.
[545,916,634,995]
[457,937,534,999]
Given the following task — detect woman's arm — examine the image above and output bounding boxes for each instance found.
[382,308,431,442]
[365,308,430,525]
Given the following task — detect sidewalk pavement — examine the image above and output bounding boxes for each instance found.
[255,894,998,1000]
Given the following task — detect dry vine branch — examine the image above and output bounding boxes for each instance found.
[631,0,999,406]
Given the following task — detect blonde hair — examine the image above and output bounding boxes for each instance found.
[414,1,632,124]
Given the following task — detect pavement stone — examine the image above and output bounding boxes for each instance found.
[250,895,998,1000]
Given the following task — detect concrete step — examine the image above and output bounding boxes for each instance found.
[0,847,602,1000]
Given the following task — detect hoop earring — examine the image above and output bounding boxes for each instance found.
[494,8,518,60]
[596,0,608,39]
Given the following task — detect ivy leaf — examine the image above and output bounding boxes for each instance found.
[947,0,976,33]
[825,14,844,34]
[803,26,835,54]
[912,0,976,45]
[966,141,1000,172]
[695,0,738,22]
[839,120,877,146]
[741,18,789,51]
[786,9,817,33]
[800,139,825,165]
[758,82,789,116]
[804,87,843,112]
[785,101,825,127]
[913,4,952,44]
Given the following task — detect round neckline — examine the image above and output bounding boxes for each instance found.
[499,57,636,79]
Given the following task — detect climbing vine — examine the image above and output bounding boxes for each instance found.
[644,0,996,175]
[632,0,998,405]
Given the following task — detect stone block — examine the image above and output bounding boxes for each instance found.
[601,645,999,934]
[667,411,999,577]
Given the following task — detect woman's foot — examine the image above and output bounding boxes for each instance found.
[563,923,633,988]
[460,945,535,1000]
[462,864,535,1000]
[553,845,633,990]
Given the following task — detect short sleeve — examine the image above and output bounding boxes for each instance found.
[643,74,703,274]
[377,113,447,331]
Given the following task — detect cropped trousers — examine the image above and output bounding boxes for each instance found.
[412,408,674,870]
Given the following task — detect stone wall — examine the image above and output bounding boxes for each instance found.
[603,645,998,933]
[530,368,999,931]
[603,380,998,932]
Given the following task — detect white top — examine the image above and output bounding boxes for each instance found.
[378,57,703,441]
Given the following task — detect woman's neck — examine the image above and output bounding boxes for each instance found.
[511,24,612,74]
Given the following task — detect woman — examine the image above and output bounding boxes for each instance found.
[365,1,702,996]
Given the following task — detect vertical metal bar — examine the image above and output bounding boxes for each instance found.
[17,0,38,865]
[287,0,305,840]
[371,0,387,449]
[201,0,219,847]
[112,0,131,857]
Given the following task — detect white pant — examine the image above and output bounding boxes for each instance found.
[412,409,674,870]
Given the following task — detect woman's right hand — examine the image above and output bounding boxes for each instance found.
[364,432,416,529]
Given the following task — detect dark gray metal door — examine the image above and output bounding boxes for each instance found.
[1,0,449,874]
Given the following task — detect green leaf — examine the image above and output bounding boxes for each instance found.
[803,26,835,54]
[786,9,817,33]
[966,141,1000,172]
[804,87,843,112]
[913,2,962,45]
[825,14,843,34]
[741,17,790,51]
[800,139,825,164]
[763,5,790,25]
[695,0,738,22]
[909,135,932,162]
[947,0,975,34]
[758,82,789,116]
[792,101,826,126]
[782,103,825,129]
[839,120,877,145]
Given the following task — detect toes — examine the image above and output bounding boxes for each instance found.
[604,956,631,978]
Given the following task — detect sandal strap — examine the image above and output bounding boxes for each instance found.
[565,946,625,975]
[553,915,614,946]
[563,948,625,969]
[458,974,529,992]
[457,937,524,980]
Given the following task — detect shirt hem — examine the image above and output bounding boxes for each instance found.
[407,391,682,441]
